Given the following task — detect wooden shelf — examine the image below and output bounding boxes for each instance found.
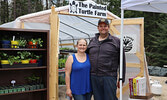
[130,93,154,99]
[0,48,46,51]
[0,28,49,100]
[0,66,47,71]
[0,88,47,96]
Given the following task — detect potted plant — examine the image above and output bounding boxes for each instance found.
[37,38,43,48]
[25,74,41,85]
[28,38,43,48]
[11,40,19,48]
[28,38,37,48]
[18,37,27,48]
[29,53,38,63]
[0,52,9,64]
[8,55,21,65]
[17,51,31,64]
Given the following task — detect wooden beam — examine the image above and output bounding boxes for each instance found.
[110,24,120,35]
[117,84,129,98]
[49,6,59,100]
[59,43,74,46]
[21,22,24,29]
[135,52,143,61]
[112,18,144,25]
[138,20,145,77]
[126,63,141,68]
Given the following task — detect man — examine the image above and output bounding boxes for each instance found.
[86,19,126,100]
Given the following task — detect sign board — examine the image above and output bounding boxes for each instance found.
[116,34,137,53]
[69,0,107,18]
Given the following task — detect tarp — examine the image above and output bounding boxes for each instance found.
[121,0,167,13]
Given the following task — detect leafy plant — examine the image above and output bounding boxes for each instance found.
[0,52,8,60]
[17,51,31,60]
[58,58,67,69]
[18,37,27,47]
[30,53,42,60]
[25,74,41,84]
[59,76,65,85]
[29,38,43,47]
[37,38,43,48]
[8,55,21,65]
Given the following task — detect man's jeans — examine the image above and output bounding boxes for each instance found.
[91,75,118,100]
[72,92,92,100]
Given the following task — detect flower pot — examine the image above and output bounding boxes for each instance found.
[21,60,29,64]
[1,60,9,64]
[28,41,37,48]
[11,41,19,48]
[29,59,37,63]
[1,40,11,48]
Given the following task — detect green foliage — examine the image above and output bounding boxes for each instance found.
[37,38,43,47]
[25,74,41,84]
[107,0,121,17]
[30,52,42,60]
[59,76,65,85]
[0,0,44,25]
[17,51,31,60]
[8,55,21,65]
[58,58,67,69]
[0,52,8,60]
[18,37,27,47]
[60,47,73,50]
[29,38,43,47]
[146,19,167,67]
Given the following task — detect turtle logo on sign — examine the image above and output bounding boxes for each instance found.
[123,36,134,52]
[70,1,78,14]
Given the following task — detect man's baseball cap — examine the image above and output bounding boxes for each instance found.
[98,18,109,25]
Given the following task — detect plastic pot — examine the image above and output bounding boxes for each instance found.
[1,60,9,64]
[21,60,29,64]
[29,59,37,63]
[11,41,19,48]
[28,41,37,48]
[1,40,11,48]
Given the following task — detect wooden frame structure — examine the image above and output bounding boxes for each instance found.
[49,5,152,99]
[49,6,120,100]
[110,18,145,97]
[111,18,152,99]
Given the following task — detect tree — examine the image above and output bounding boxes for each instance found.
[146,17,167,66]
[0,0,9,24]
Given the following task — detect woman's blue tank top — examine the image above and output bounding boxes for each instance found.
[70,53,92,95]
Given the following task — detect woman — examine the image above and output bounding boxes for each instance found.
[65,39,92,100]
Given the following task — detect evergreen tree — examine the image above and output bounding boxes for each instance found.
[146,17,167,67]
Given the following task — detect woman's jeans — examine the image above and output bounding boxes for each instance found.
[73,92,92,100]
[91,75,118,100]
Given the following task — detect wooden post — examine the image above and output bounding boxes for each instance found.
[21,22,24,29]
[138,18,144,77]
[50,6,59,100]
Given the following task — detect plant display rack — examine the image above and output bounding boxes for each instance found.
[0,28,49,100]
